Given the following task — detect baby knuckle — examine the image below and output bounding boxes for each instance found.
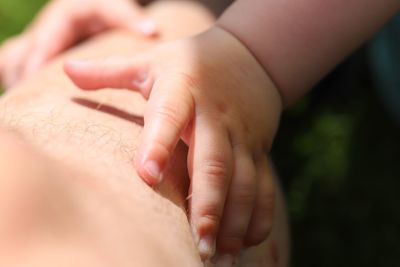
[224,230,246,243]
[153,104,181,129]
[201,157,229,184]
[202,213,222,225]
[232,174,257,203]
[176,72,199,90]
[234,186,257,207]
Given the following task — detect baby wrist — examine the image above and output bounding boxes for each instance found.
[203,25,283,111]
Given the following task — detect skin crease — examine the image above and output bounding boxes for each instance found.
[1,0,284,262]
[1,0,399,266]
[64,7,282,264]
[0,1,289,267]
[2,0,282,263]
[64,27,283,262]
[64,0,400,261]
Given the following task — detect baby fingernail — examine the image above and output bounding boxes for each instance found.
[132,69,148,87]
[144,160,162,184]
[198,235,216,260]
[136,19,157,36]
[216,254,235,267]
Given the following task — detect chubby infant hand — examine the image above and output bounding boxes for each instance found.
[64,26,282,264]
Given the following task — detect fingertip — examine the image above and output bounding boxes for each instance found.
[134,19,158,37]
[198,234,216,261]
[143,160,163,184]
[63,60,75,79]
[64,59,91,71]
[63,59,97,90]
[191,213,220,261]
[63,59,80,75]
[135,153,164,186]
[190,223,216,261]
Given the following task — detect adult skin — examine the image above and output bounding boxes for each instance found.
[0,1,289,266]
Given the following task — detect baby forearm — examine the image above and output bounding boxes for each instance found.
[218,0,400,106]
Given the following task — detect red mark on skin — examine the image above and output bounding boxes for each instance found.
[268,240,279,266]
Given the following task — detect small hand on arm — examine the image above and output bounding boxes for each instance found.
[0,1,291,266]
[63,0,400,264]
[64,26,282,263]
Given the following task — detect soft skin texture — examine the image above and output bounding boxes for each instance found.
[0,0,158,88]
[0,0,237,89]
[0,0,281,261]
[65,25,282,261]
[218,0,400,106]
[0,1,289,267]
[63,0,400,261]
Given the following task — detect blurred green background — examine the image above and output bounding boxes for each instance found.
[1,1,399,266]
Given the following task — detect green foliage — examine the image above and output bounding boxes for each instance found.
[0,0,47,92]
[273,49,400,266]
[0,0,47,41]
[288,111,352,219]
[1,1,399,266]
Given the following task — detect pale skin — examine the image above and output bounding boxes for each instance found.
[2,0,398,265]
[0,0,281,263]
[219,0,400,105]
[63,0,400,263]
[64,28,282,263]
[0,1,289,266]
[0,0,158,88]
[0,0,232,87]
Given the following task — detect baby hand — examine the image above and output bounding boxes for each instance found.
[0,0,157,88]
[64,26,282,264]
